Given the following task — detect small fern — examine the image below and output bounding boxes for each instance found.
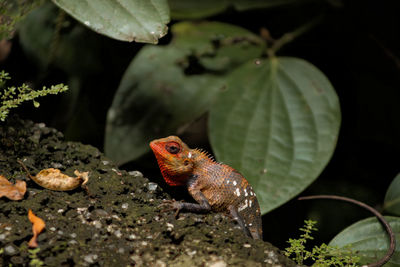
[0,70,68,121]
[285,220,360,266]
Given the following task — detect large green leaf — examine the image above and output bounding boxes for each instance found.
[384,173,400,216]
[168,0,306,19]
[105,22,265,164]
[329,216,400,266]
[209,57,341,214]
[52,0,170,43]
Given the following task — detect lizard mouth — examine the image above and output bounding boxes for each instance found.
[149,141,173,164]
[149,141,164,158]
[149,141,157,151]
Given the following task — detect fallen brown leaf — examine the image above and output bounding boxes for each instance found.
[18,160,89,191]
[0,175,26,200]
[28,209,46,248]
[33,168,89,191]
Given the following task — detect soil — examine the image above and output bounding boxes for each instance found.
[0,117,296,266]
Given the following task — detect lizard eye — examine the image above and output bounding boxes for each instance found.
[165,142,181,154]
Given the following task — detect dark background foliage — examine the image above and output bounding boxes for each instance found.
[1,0,399,250]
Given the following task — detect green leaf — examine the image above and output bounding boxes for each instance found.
[168,0,307,19]
[51,0,170,43]
[33,101,40,108]
[105,22,265,164]
[329,216,400,266]
[172,22,265,71]
[105,45,223,164]
[209,57,341,214]
[384,173,400,216]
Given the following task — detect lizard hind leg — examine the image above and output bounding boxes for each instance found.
[228,206,252,238]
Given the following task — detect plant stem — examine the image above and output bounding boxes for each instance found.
[267,15,323,57]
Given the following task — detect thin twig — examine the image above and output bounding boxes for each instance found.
[370,34,400,71]
[17,159,34,180]
[47,9,66,68]
[298,195,396,267]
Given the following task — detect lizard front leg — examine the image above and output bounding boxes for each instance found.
[161,189,211,217]
[184,174,212,213]
[161,174,211,216]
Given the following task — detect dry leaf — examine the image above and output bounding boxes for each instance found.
[31,168,89,191]
[28,209,46,248]
[0,175,27,200]
[18,160,89,191]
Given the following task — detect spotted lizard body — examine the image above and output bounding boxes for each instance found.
[150,136,262,239]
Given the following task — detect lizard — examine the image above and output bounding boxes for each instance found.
[150,135,262,239]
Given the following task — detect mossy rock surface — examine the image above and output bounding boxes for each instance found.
[0,117,296,266]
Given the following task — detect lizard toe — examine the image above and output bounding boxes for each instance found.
[159,199,182,217]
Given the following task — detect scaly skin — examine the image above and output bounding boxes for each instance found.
[150,136,262,239]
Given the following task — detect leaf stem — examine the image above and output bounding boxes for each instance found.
[267,15,323,57]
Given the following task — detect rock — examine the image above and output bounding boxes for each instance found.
[147,182,158,192]
[83,254,98,264]
[0,117,296,266]
[4,244,17,255]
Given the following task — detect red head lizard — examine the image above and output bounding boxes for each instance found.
[150,135,262,239]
